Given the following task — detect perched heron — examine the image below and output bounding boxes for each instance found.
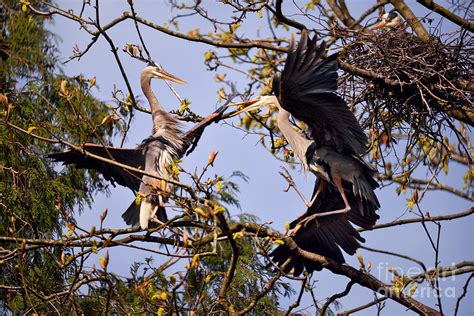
[234,31,380,273]
[372,9,403,30]
[50,65,225,229]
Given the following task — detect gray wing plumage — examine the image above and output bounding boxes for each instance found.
[275,30,368,156]
[49,106,226,228]
[309,145,380,216]
[181,105,227,156]
[48,143,145,192]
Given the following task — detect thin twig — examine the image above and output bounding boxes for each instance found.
[454,273,474,316]
[320,280,355,315]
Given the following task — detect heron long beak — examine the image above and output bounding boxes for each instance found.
[151,69,186,84]
[227,98,263,117]
[228,99,259,108]
[371,21,386,30]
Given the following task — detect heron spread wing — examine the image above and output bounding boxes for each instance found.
[270,178,375,275]
[48,143,145,192]
[275,30,368,156]
[181,105,227,156]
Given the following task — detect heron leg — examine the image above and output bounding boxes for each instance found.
[290,181,327,235]
[308,180,326,207]
[290,222,307,235]
[295,177,351,227]
[150,196,161,219]
[149,217,165,225]
[333,176,351,211]
[144,196,167,230]
[147,204,166,234]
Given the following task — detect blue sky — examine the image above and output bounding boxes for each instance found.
[48,1,473,314]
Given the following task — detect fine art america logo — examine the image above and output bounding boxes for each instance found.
[375,261,457,298]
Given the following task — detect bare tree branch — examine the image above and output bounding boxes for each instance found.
[285,278,307,316]
[320,280,356,315]
[393,177,474,201]
[454,273,474,316]
[340,297,388,315]
[327,0,361,30]
[360,245,427,271]
[233,223,441,315]
[271,0,307,31]
[358,207,474,232]
[416,0,474,31]
[391,0,430,40]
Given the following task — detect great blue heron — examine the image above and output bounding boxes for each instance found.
[234,31,380,273]
[238,31,380,218]
[372,9,403,30]
[50,65,225,229]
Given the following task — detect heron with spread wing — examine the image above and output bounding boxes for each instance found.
[235,31,380,274]
[50,65,225,229]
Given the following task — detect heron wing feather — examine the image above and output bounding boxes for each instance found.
[48,143,145,192]
[278,30,367,156]
[270,178,369,276]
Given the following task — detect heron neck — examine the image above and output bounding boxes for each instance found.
[276,105,312,167]
[141,76,164,116]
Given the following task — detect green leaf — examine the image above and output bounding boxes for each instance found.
[27,126,38,134]
[178,99,191,114]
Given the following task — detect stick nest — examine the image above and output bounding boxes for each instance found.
[338,27,473,146]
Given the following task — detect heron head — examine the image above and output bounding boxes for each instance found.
[372,9,402,30]
[142,65,186,84]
